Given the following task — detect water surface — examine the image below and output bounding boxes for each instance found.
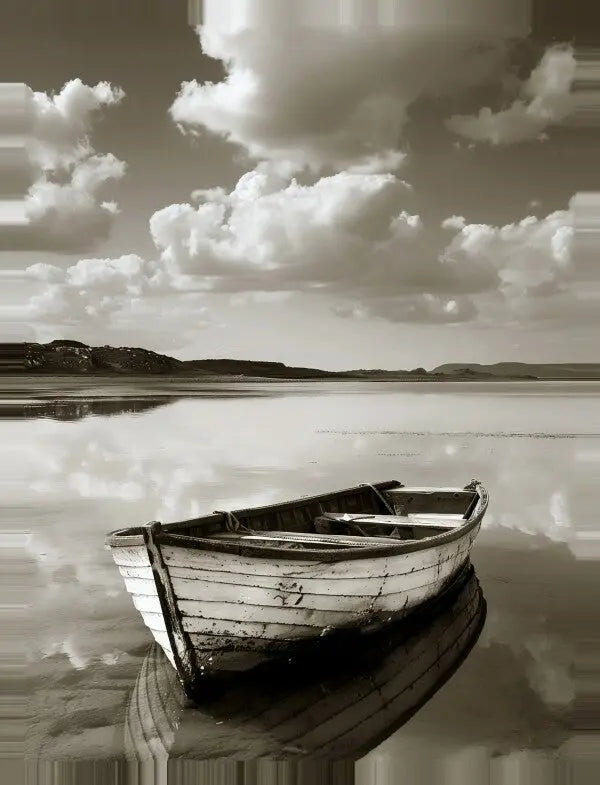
[9,381,598,783]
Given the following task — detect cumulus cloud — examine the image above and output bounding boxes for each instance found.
[440,210,576,319]
[442,215,467,231]
[28,79,125,169]
[27,255,166,315]
[149,166,497,323]
[21,172,583,336]
[172,1,525,172]
[151,167,416,275]
[141,4,585,333]
[439,207,600,327]
[24,154,125,248]
[1,80,126,251]
[19,255,210,349]
[147,165,594,327]
[446,45,576,145]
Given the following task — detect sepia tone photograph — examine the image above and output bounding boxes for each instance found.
[1,2,599,783]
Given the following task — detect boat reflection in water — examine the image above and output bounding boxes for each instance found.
[124,564,485,782]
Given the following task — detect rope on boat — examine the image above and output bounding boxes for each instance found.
[213,509,254,533]
[360,483,396,515]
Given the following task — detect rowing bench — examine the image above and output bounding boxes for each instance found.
[212,530,393,548]
[314,512,464,538]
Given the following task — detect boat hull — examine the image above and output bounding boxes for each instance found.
[111,520,481,674]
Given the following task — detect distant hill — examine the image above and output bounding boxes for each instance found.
[3,340,599,380]
[181,358,349,379]
[20,340,183,375]
[11,341,353,379]
[433,363,600,379]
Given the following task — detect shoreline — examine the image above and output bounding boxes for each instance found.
[2,376,600,403]
[3,373,600,383]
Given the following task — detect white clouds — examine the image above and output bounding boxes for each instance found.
[446,45,576,145]
[26,255,160,328]
[17,169,585,336]
[9,31,589,343]
[150,168,418,280]
[25,154,126,248]
[442,210,574,294]
[156,4,577,333]
[438,209,600,325]
[147,165,595,327]
[20,254,210,349]
[28,79,125,171]
[27,254,163,309]
[150,167,483,317]
[172,4,520,173]
[1,79,125,251]
[441,215,467,231]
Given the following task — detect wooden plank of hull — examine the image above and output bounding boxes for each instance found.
[178,579,444,634]
[112,545,152,567]
[130,550,469,622]
[113,552,177,668]
[183,577,441,639]
[130,557,469,672]
[160,527,478,579]
[149,631,176,669]
[120,545,471,597]
[184,565,469,670]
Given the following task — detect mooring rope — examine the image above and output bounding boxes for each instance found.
[213,509,254,533]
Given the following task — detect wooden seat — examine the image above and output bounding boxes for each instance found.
[212,530,393,549]
[316,512,464,531]
[384,487,476,516]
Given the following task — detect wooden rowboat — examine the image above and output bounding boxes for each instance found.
[106,479,488,694]
[125,564,485,767]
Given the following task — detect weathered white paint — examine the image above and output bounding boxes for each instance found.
[177,581,445,632]
[109,523,479,671]
[112,545,152,567]
[149,630,176,668]
[129,553,468,615]
[161,532,476,578]
[112,547,177,666]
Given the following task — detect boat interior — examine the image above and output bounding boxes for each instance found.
[160,482,481,551]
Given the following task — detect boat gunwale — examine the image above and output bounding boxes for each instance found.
[106,480,488,562]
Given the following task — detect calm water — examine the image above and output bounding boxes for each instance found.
[10,381,599,783]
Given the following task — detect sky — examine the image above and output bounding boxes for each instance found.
[1,0,599,369]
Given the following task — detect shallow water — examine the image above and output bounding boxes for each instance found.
[8,381,599,783]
